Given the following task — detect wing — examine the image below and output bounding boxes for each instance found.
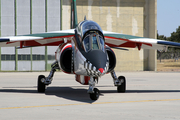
[103,31,180,51]
[0,29,75,48]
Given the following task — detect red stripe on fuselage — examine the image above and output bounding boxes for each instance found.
[61,44,72,53]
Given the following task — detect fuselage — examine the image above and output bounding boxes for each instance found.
[55,20,117,82]
[73,20,109,77]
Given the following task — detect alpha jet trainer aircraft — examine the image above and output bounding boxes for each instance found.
[0,0,180,100]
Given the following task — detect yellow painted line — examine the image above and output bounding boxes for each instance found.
[1,99,180,110]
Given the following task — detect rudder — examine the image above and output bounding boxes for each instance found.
[71,0,78,29]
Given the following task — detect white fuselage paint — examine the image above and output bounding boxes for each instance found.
[72,39,87,75]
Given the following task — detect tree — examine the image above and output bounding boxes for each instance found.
[157,26,180,62]
[157,33,167,40]
[157,33,169,62]
[169,26,180,61]
[169,26,180,42]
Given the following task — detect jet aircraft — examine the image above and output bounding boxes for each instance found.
[0,0,180,100]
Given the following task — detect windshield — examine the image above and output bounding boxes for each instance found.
[82,34,105,52]
[99,36,105,51]
[92,36,99,50]
[81,21,102,37]
[83,36,90,52]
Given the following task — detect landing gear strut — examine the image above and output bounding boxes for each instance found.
[111,70,126,93]
[37,61,59,93]
[88,77,100,100]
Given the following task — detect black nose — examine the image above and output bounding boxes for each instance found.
[86,50,107,70]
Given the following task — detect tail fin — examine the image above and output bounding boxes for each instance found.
[71,0,78,29]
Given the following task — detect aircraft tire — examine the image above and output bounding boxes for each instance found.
[89,88,100,100]
[117,76,126,93]
[37,75,46,93]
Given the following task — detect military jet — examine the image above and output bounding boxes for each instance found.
[0,0,180,100]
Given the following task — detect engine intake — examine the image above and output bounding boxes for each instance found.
[55,43,73,74]
[106,47,116,73]
[60,47,72,73]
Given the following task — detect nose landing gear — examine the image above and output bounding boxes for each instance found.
[88,77,100,100]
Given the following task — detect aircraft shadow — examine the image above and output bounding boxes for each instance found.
[0,86,95,103]
[126,90,180,93]
[1,87,180,103]
[101,89,180,93]
[45,87,95,103]
[0,87,37,93]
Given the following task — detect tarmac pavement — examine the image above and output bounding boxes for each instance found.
[0,72,180,120]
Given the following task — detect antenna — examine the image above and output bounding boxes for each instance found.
[84,16,87,20]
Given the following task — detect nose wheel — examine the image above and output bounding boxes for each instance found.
[89,88,100,100]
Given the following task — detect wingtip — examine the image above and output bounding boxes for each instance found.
[0,38,10,42]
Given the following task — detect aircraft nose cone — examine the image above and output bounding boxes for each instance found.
[85,50,107,70]
[84,50,108,77]
[98,68,104,73]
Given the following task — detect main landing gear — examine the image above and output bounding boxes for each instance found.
[37,61,59,93]
[111,70,126,93]
[37,62,125,100]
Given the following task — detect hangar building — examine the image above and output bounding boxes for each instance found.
[0,0,157,71]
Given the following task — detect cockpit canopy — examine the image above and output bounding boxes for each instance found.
[82,33,105,52]
[77,20,103,38]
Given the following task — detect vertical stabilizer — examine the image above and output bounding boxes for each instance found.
[71,0,78,29]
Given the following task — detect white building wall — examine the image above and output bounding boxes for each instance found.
[47,0,61,65]
[17,0,31,35]
[17,0,31,71]
[1,0,15,71]
[1,61,15,71]
[47,0,61,32]
[0,0,62,71]
[31,0,46,71]
[18,61,31,71]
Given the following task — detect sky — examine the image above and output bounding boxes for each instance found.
[157,0,180,37]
